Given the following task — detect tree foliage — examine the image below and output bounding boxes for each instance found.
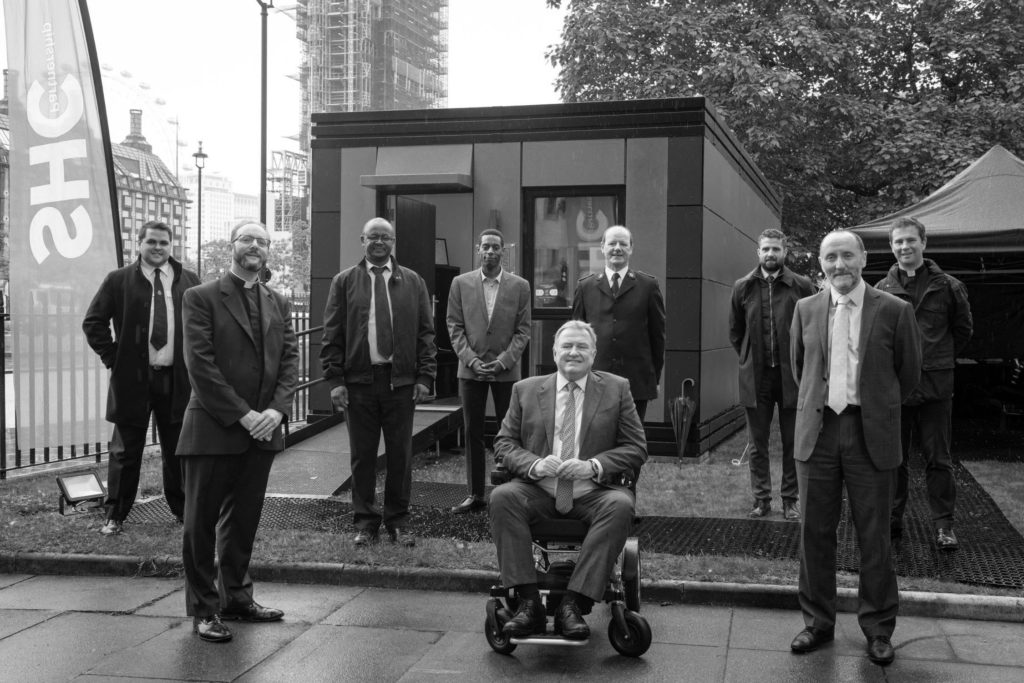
[546,0,1024,244]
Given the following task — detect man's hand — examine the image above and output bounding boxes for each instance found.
[330,385,348,410]
[413,383,431,403]
[557,458,595,480]
[239,410,263,432]
[532,454,562,478]
[248,408,284,441]
[477,360,503,379]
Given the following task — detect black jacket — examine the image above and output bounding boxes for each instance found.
[82,257,200,427]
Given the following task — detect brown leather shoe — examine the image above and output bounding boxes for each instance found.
[193,615,232,643]
[783,500,801,521]
[353,529,380,546]
[748,500,770,518]
[385,526,416,547]
[451,495,487,514]
[502,597,547,638]
[99,519,123,536]
[936,527,959,551]
[867,635,895,665]
[554,598,590,640]
[220,602,284,622]
[790,627,834,653]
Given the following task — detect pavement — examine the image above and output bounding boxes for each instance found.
[2,573,1024,682]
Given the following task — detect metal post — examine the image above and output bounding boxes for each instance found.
[193,141,207,276]
[258,1,273,224]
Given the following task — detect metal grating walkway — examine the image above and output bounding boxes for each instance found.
[128,455,1024,589]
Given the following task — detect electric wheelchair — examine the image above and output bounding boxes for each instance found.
[484,463,652,657]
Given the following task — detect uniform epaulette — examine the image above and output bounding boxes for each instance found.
[578,273,597,282]
[634,270,654,279]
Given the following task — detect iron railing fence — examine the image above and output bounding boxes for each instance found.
[1,308,324,479]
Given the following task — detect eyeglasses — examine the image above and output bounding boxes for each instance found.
[233,235,270,248]
[363,234,394,243]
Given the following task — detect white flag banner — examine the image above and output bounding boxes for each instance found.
[3,0,120,450]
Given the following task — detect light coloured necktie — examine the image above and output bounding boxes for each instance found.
[555,381,578,514]
[828,296,850,414]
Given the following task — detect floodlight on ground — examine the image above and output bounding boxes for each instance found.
[56,472,106,515]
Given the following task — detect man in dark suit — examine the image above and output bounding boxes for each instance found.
[83,220,200,534]
[446,229,531,513]
[789,230,921,666]
[730,228,815,520]
[491,320,647,640]
[178,221,298,643]
[321,217,437,547]
[572,225,665,421]
[876,217,973,551]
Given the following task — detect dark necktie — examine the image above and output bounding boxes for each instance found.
[372,266,394,358]
[555,381,579,514]
[151,269,167,350]
[611,272,620,296]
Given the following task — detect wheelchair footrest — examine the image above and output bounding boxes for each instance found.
[510,634,589,646]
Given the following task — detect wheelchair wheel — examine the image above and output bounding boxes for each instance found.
[485,598,517,655]
[621,537,642,613]
[608,610,652,657]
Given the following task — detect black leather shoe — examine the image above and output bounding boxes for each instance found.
[790,627,834,653]
[220,602,284,622]
[451,495,486,514]
[193,615,232,643]
[748,500,770,518]
[502,598,547,638]
[99,519,123,536]
[783,500,801,521]
[353,529,380,546]
[867,635,895,665]
[936,527,959,551]
[554,598,590,640]
[386,526,416,547]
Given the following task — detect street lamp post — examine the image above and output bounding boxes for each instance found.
[192,141,207,277]
[257,0,273,224]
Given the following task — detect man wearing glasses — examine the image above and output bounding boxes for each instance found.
[321,217,437,547]
[177,221,299,642]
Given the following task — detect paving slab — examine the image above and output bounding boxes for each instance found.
[0,608,58,639]
[724,648,887,683]
[878,658,1024,682]
[0,612,175,683]
[641,602,732,647]
[237,624,442,683]
[0,574,179,612]
[937,618,1024,667]
[89,619,307,682]
[0,573,30,589]
[321,587,483,632]
[888,614,958,662]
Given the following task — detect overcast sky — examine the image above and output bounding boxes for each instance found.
[1,0,566,194]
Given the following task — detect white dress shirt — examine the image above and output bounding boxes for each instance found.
[480,268,502,321]
[366,261,394,365]
[140,262,174,367]
[605,265,627,291]
[533,373,602,500]
[828,279,866,407]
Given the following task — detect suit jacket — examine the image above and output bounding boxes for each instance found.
[82,257,200,427]
[572,270,666,401]
[790,285,922,470]
[446,268,531,382]
[176,274,299,456]
[729,266,815,408]
[494,371,648,492]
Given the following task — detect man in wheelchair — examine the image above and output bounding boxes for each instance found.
[489,320,647,640]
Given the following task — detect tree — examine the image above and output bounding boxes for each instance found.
[195,240,234,283]
[546,0,1024,244]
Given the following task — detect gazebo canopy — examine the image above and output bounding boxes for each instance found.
[852,145,1024,254]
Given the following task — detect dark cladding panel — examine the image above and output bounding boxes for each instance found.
[667,136,703,206]
[311,211,341,281]
[522,139,624,187]
[311,148,341,213]
[666,206,702,278]
[702,279,734,350]
[339,147,378,254]
[700,346,741,422]
[308,276,333,414]
[665,278,701,351]
[626,137,668,282]
[703,208,754,286]
[473,142,522,259]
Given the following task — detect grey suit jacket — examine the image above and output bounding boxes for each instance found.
[446,268,531,382]
[790,285,921,470]
[176,274,299,456]
[494,371,648,491]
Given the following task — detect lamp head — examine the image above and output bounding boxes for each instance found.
[192,140,207,170]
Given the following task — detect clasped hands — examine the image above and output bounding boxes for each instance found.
[533,454,594,480]
[330,383,431,410]
[239,408,284,442]
[470,358,503,381]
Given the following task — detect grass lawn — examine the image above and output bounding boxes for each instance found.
[2,425,1022,599]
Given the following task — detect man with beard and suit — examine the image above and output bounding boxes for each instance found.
[446,229,531,514]
[490,320,647,640]
[572,225,665,421]
[178,221,299,643]
[789,230,921,666]
[730,229,815,520]
[83,220,200,534]
[321,217,437,547]
[876,216,972,551]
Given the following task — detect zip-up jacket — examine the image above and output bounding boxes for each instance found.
[320,256,436,390]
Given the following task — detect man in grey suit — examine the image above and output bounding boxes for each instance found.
[490,320,647,640]
[447,229,531,513]
[178,221,299,643]
[789,230,921,666]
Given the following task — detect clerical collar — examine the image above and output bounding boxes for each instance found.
[230,272,259,289]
